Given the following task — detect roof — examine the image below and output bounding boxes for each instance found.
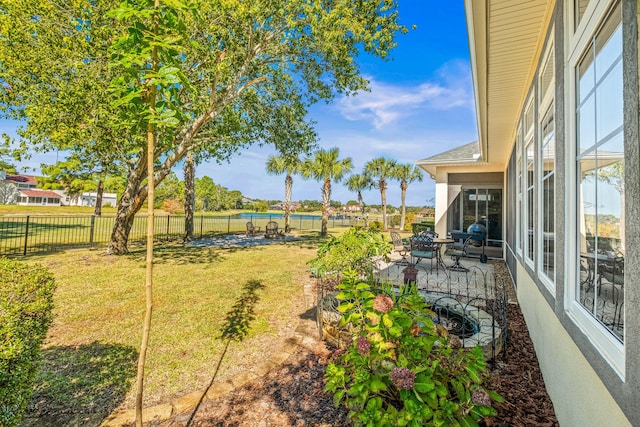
[465,0,554,167]
[416,141,484,178]
[19,189,62,198]
[417,141,481,165]
[5,174,38,185]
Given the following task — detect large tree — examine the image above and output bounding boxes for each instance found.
[301,147,352,235]
[365,157,397,230]
[266,154,303,232]
[393,163,423,230]
[345,173,373,226]
[0,0,408,254]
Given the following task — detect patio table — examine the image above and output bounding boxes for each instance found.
[432,237,455,271]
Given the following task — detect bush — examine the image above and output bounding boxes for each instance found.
[324,273,502,426]
[161,198,184,214]
[308,227,391,278]
[368,221,383,232]
[0,258,56,427]
[404,213,416,231]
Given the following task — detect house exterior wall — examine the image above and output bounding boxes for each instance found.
[502,1,638,425]
[515,263,631,426]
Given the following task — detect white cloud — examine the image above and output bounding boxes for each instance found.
[336,60,473,129]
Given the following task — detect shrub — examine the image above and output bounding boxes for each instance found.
[324,273,502,426]
[161,198,184,214]
[0,258,56,427]
[404,213,416,231]
[308,227,391,278]
[368,221,383,232]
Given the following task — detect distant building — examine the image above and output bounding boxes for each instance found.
[16,189,62,206]
[55,191,118,208]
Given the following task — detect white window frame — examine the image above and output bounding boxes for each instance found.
[523,97,535,268]
[564,0,624,378]
[538,40,556,293]
[516,123,523,257]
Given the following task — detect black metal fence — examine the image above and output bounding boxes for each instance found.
[0,214,363,256]
[317,260,509,363]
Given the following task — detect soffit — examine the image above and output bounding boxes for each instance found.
[466,0,554,168]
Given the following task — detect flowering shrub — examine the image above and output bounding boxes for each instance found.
[324,272,502,426]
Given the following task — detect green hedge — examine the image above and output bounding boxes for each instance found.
[0,258,56,427]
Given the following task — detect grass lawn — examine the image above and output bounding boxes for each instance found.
[22,236,324,420]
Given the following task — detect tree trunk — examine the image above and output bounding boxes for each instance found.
[184,151,195,242]
[136,3,159,425]
[321,179,331,235]
[400,181,407,231]
[107,175,145,255]
[358,191,368,227]
[94,170,105,217]
[284,174,292,232]
[380,179,387,230]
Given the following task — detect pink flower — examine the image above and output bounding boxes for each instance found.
[372,294,394,313]
[471,389,492,407]
[390,367,415,390]
[356,336,371,356]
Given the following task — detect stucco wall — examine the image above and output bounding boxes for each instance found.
[516,263,631,427]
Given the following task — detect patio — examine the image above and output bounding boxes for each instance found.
[317,251,509,362]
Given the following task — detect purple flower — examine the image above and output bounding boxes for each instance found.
[471,389,492,407]
[390,367,415,390]
[372,294,394,313]
[356,336,371,356]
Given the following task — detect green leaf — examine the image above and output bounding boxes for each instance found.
[460,415,480,427]
[465,366,481,383]
[413,382,435,393]
[382,314,393,328]
[486,389,504,403]
[369,376,387,393]
[333,389,345,407]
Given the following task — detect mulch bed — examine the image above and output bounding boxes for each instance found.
[148,262,559,427]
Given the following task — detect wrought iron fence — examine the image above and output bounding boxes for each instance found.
[316,260,509,364]
[0,214,362,256]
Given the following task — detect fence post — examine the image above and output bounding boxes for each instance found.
[23,216,30,256]
[166,215,170,241]
[227,215,230,235]
[89,215,95,247]
[200,215,204,237]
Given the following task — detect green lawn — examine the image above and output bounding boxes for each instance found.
[22,237,323,420]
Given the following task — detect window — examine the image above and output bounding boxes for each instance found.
[575,0,591,29]
[567,0,624,376]
[540,105,555,285]
[539,44,556,289]
[524,99,535,265]
[516,125,523,256]
[576,2,623,343]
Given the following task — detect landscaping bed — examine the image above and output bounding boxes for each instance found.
[147,262,559,427]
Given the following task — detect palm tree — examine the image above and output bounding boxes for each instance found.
[393,163,424,230]
[301,147,353,235]
[345,173,373,226]
[266,154,302,232]
[364,157,397,229]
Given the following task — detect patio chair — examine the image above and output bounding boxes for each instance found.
[265,221,284,238]
[409,235,437,272]
[246,221,260,236]
[390,231,410,265]
[444,232,472,272]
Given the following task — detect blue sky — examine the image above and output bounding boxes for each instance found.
[0,1,478,207]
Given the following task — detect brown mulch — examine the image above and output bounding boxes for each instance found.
[146,262,559,427]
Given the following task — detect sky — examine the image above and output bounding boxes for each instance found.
[0,1,478,208]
